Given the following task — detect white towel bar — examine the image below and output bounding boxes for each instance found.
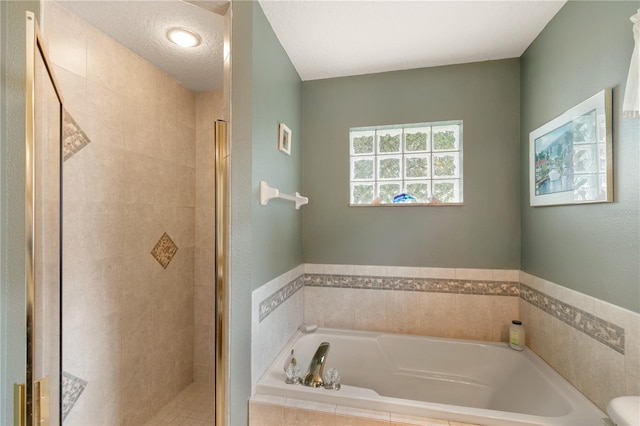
[259,180,308,209]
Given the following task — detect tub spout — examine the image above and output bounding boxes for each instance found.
[302,342,330,387]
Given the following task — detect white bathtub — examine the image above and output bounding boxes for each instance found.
[256,328,607,426]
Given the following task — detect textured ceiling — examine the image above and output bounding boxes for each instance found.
[258,0,567,81]
[57,0,226,93]
[56,0,566,91]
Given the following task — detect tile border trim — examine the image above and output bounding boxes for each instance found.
[256,269,625,353]
[258,274,304,322]
[520,283,625,354]
[303,273,520,296]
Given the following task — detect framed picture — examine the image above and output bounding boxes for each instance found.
[279,123,291,155]
[529,88,612,207]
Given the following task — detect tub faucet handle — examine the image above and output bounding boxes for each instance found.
[302,342,330,387]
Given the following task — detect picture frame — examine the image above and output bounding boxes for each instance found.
[529,88,612,207]
[279,123,291,155]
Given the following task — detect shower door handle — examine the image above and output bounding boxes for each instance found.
[33,376,50,426]
[14,384,25,426]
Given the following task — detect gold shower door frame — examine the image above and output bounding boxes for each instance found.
[22,10,64,426]
[214,120,229,426]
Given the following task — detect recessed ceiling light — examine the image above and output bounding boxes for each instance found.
[166,27,202,48]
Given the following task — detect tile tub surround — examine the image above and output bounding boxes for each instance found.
[302,265,520,343]
[252,265,305,394]
[253,264,636,414]
[520,272,639,412]
[251,265,520,392]
[249,396,480,426]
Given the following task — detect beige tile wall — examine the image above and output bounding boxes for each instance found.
[304,288,518,343]
[194,91,224,384]
[249,399,480,426]
[303,265,520,343]
[44,3,198,424]
[252,266,305,393]
[520,272,640,411]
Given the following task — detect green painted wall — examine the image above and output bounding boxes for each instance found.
[301,60,521,268]
[0,2,41,423]
[251,0,303,289]
[521,1,640,313]
[229,1,302,424]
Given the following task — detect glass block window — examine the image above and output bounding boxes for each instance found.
[349,121,463,205]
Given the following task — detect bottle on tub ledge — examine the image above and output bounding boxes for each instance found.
[509,320,526,351]
[284,350,301,384]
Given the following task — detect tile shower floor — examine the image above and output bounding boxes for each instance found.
[145,383,215,426]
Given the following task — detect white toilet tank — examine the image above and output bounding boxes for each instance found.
[607,396,640,426]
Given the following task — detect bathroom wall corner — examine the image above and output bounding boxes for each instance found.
[251,264,305,395]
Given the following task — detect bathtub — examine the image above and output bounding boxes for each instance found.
[255,328,607,426]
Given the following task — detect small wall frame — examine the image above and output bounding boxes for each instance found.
[279,123,291,155]
[529,88,613,207]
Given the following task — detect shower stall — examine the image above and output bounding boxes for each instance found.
[14,1,230,424]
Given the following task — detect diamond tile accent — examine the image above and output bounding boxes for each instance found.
[62,371,87,421]
[151,232,178,269]
[62,109,91,161]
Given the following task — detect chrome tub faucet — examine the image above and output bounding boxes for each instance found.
[302,342,330,387]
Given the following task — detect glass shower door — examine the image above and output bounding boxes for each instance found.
[25,10,63,426]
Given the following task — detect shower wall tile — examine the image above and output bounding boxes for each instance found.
[166,206,196,249]
[193,90,223,385]
[159,78,196,129]
[194,284,215,326]
[43,2,87,77]
[194,248,215,288]
[196,91,224,131]
[196,130,217,170]
[196,167,215,210]
[52,64,88,128]
[63,144,125,205]
[46,2,198,424]
[195,208,216,249]
[157,121,197,168]
[85,25,137,97]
